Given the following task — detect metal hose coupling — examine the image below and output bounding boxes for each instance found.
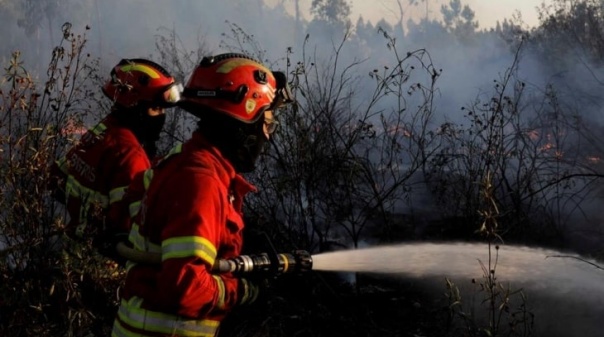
[212,250,313,276]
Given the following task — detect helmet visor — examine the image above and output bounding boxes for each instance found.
[270,71,294,110]
[159,83,183,107]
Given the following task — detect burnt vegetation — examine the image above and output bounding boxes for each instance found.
[2,0,604,336]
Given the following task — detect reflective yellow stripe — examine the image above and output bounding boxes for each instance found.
[65,175,109,206]
[120,64,161,79]
[240,279,250,305]
[128,223,161,252]
[239,279,258,305]
[109,186,127,204]
[127,169,154,217]
[124,259,136,272]
[90,122,107,135]
[56,157,68,175]
[112,318,141,337]
[142,169,154,189]
[123,143,188,269]
[162,236,217,265]
[212,275,226,309]
[64,174,109,236]
[154,143,183,167]
[216,59,272,77]
[128,200,141,218]
[117,296,219,336]
[125,223,162,271]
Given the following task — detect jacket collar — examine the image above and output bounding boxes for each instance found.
[189,132,257,199]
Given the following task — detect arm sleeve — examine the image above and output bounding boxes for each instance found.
[105,145,150,235]
[153,173,243,319]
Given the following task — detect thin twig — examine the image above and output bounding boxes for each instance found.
[546,255,604,271]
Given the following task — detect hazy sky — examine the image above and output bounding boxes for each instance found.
[268,0,544,29]
[351,0,543,28]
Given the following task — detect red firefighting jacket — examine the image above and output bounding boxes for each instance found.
[50,114,150,241]
[113,132,257,337]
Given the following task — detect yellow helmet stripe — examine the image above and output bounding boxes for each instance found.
[216,59,272,76]
[120,64,161,79]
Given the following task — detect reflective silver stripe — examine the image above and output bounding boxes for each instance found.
[109,186,127,204]
[117,297,219,336]
[162,236,217,265]
[212,275,226,309]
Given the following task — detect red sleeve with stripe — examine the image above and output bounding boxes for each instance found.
[152,171,242,319]
[104,138,150,235]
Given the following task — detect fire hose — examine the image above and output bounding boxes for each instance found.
[116,242,313,276]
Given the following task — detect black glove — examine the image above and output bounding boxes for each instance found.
[97,232,129,266]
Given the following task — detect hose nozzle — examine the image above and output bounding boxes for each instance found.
[212,250,313,276]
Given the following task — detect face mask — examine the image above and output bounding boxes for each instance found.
[198,111,268,173]
[234,133,267,173]
[141,113,166,143]
[139,114,166,159]
[221,117,268,173]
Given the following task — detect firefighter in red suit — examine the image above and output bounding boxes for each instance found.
[49,58,181,256]
[112,53,293,337]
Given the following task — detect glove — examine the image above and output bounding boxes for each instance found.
[97,232,129,266]
[237,277,265,306]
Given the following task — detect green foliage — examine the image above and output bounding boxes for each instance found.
[441,0,479,37]
[534,0,604,63]
[311,0,352,26]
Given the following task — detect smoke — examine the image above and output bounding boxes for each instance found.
[2,0,601,260]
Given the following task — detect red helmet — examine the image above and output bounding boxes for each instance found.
[102,58,181,108]
[180,53,277,123]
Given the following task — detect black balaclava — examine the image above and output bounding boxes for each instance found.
[197,110,267,173]
[111,105,166,158]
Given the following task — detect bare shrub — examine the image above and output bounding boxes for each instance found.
[247,28,441,253]
[0,23,118,337]
[153,26,209,154]
[424,41,603,246]
[444,172,534,337]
